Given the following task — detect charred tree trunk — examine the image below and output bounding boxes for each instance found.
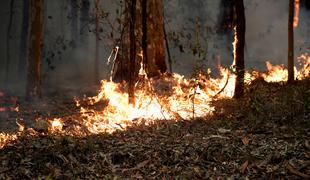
[19,0,29,78]
[80,0,90,46]
[233,0,246,99]
[288,0,295,83]
[26,0,44,100]
[5,0,15,85]
[70,0,79,47]
[94,0,100,84]
[128,0,137,105]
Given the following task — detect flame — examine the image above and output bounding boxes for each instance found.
[294,0,300,28]
[48,118,64,132]
[261,53,310,82]
[233,26,237,65]
[74,53,310,134]
[16,121,25,132]
[77,68,238,133]
[77,60,240,133]
[0,133,17,149]
[297,53,310,78]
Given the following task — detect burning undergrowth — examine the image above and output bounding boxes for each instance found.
[0,53,309,138]
[0,54,309,178]
[0,70,309,179]
[74,53,309,134]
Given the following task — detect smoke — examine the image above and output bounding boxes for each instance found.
[164,0,310,75]
[0,0,309,96]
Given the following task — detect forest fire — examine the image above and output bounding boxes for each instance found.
[73,54,310,134]
[1,0,310,178]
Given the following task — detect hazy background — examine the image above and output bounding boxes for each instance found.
[0,0,309,96]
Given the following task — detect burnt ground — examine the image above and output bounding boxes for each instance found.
[0,78,310,179]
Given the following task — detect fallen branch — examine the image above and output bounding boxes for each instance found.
[287,162,310,178]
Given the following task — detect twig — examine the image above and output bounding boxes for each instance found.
[214,69,230,97]
[107,46,119,82]
[287,162,310,178]
[163,21,172,72]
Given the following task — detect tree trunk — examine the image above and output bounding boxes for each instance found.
[70,0,79,47]
[288,0,295,83]
[26,0,44,100]
[233,0,246,99]
[113,0,167,82]
[80,0,90,46]
[19,0,29,78]
[59,0,66,33]
[5,0,15,85]
[218,0,234,34]
[128,0,137,105]
[145,0,166,76]
[142,0,148,72]
[301,0,310,9]
[94,0,100,84]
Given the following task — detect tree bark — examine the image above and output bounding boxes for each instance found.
[70,0,79,47]
[5,0,15,85]
[26,0,44,100]
[233,0,246,99]
[80,0,90,46]
[218,0,234,34]
[145,0,166,76]
[113,0,167,82]
[288,0,295,83]
[142,0,148,72]
[128,0,137,105]
[19,0,29,78]
[94,0,100,84]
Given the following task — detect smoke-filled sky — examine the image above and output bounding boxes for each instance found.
[0,0,309,95]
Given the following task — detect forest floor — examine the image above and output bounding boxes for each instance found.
[0,78,310,179]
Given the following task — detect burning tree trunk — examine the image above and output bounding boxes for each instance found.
[288,0,295,83]
[26,0,44,100]
[233,0,246,98]
[5,0,15,85]
[94,0,100,84]
[19,0,29,78]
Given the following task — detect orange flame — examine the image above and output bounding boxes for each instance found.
[48,118,64,132]
[0,133,17,149]
[77,67,239,133]
[233,26,238,65]
[74,53,310,134]
[294,0,300,28]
